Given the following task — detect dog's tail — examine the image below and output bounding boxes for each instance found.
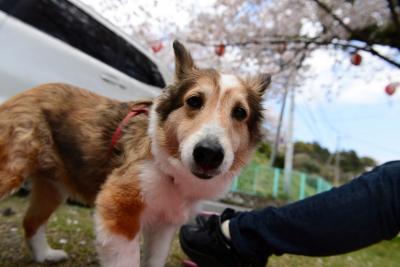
[0,140,26,199]
[0,92,47,200]
[0,171,24,200]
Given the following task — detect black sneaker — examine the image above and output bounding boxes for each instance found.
[179,208,266,267]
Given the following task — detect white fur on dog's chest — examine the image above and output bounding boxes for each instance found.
[139,161,196,226]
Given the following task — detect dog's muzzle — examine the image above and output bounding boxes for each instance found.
[192,139,224,179]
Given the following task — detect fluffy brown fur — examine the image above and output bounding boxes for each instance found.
[0,40,270,266]
[0,83,151,237]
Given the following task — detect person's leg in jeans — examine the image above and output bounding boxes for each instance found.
[180,161,400,267]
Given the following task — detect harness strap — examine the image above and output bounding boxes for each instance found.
[109,104,150,153]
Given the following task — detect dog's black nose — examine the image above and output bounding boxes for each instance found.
[193,140,224,170]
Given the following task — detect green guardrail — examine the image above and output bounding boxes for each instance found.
[230,162,333,201]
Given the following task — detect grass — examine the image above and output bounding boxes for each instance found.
[0,196,399,267]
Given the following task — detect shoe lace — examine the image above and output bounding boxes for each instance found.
[196,209,267,267]
[196,208,236,234]
[196,214,219,234]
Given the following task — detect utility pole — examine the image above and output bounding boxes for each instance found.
[334,135,341,186]
[283,86,296,195]
[270,86,289,167]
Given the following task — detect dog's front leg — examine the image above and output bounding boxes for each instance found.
[142,223,177,267]
[95,216,140,267]
[94,169,145,267]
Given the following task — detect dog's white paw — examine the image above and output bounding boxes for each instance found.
[35,249,68,263]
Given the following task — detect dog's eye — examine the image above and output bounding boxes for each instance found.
[186,96,203,109]
[232,107,247,120]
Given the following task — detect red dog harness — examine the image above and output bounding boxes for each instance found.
[109,104,150,153]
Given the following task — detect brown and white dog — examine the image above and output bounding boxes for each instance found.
[0,41,270,267]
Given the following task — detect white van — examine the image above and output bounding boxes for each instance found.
[0,0,171,102]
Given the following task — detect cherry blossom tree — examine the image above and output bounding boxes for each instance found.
[186,0,399,90]
[82,0,399,92]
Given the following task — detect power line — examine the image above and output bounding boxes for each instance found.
[328,115,382,121]
[318,106,341,135]
[317,105,400,157]
[343,134,400,156]
[303,104,325,143]
[297,107,321,141]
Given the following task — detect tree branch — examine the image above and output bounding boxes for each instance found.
[311,0,357,36]
[387,0,400,34]
[186,37,400,69]
[364,46,400,68]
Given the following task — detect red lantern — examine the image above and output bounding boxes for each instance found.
[215,44,225,56]
[351,53,362,65]
[151,41,163,53]
[385,82,399,96]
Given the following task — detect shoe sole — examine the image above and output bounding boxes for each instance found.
[179,232,228,267]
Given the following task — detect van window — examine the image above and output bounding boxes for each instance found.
[1,0,165,88]
[118,39,166,88]
[0,0,16,13]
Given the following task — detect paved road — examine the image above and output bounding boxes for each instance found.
[201,200,250,213]
[187,201,249,224]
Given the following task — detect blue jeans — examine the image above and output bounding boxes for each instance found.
[229,161,400,263]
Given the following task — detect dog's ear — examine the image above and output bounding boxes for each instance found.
[253,73,271,96]
[173,40,196,80]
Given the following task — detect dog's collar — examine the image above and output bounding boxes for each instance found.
[110,104,150,153]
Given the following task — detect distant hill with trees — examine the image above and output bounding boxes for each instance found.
[257,141,376,184]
